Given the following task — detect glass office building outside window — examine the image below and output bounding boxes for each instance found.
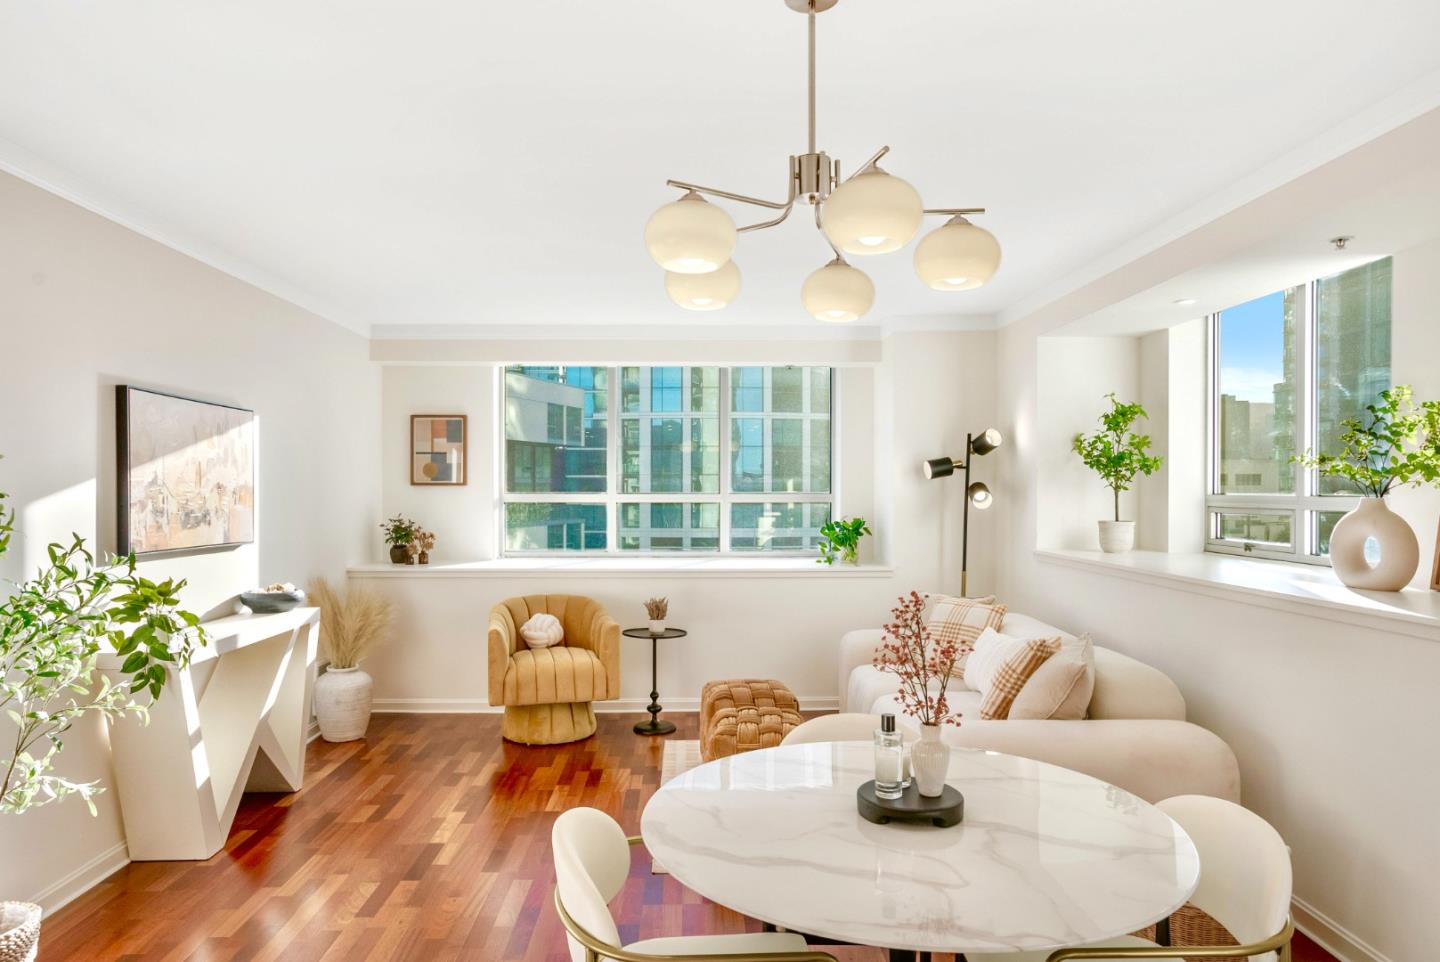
[503,366,833,554]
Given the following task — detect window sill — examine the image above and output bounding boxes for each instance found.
[348,558,895,579]
[1034,548,1440,641]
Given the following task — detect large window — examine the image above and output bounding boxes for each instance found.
[503,366,833,554]
[1207,258,1391,562]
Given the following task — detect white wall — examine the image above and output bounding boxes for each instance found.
[357,330,999,710]
[995,236,1440,962]
[0,171,380,910]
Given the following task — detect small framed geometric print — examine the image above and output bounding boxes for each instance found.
[411,415,467,485]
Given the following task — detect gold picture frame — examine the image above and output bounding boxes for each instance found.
[410,414,467,485]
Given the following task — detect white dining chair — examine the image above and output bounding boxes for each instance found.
[551,807,839,962]
[968,794,1294,962]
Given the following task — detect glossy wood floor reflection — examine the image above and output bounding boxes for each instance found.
[42,713,1339,962]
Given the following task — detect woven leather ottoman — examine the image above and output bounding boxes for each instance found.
[700,679,802,761]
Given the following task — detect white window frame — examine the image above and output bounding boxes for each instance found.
[500,366,838,557]
[1204,280,1363,565]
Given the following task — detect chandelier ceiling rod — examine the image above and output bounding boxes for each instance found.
[807,6,816,154]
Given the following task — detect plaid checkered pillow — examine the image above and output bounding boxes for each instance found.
[979,636,1062,720]
[926,596,1006,664]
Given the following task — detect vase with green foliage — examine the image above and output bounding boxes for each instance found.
[817,517,872,566]
[1,458,204,953]
[1294,385,1440,590]
[1072,394,1164,553]
[379,515,420,564]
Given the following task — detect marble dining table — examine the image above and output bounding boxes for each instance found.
[641,741,1200,960]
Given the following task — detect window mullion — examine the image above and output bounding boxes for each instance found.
[719,366,733,551]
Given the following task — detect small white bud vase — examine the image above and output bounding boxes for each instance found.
[649,619,666,635]
[314,665,374,742]
[1328,497,1419,591]
[1097,520,1136,553]
[910,723,950,798]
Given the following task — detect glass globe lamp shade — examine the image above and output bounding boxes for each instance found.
[801,259,875,323]
[665,260,740,311]
[821,169,923,255]
[644,192,737,274]
[914,216,1001,290]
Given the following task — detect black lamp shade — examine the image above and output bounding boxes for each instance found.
[923,457,956,480]
[970,428,1003,456]
[968,481,993,508]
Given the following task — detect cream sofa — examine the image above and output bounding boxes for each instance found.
[834,612,1241,803]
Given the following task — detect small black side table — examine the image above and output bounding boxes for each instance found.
[622,627,686,735]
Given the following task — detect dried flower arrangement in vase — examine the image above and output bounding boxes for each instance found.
[643,597,669,635]
[873,591,964,797]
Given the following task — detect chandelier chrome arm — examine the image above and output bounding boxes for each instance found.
[664,179,791,211]
[738,203,796,233]
[842,145,891,182]
[813,200,844,259]
[924,207,987,216]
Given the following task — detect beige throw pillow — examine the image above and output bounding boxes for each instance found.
[1009,639,1095,721]
[926,596,1006,670]
[962,627,1026,695]
[520,612,564,649]
[979,636,1062,720]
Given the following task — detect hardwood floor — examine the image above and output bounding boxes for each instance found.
[42,713,1339,962]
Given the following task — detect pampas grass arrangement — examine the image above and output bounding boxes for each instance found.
[308,577,394,669]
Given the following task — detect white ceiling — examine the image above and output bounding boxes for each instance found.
[2,0,1439,335]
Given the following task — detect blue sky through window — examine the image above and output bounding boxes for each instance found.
[1219,290,1285,402]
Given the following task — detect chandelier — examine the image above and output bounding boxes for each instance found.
[644,0,1001,322]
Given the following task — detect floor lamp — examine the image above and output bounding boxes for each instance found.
[923,428,1002,598]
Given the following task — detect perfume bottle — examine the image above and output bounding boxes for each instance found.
[873,713,904,800]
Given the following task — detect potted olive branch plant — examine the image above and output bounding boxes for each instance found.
[1294,385,1440,591]
[0,458,206,958]
[817,517,872,566]
[1072,394,1164,553]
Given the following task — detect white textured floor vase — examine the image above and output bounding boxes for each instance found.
[1329,497,1419,591]
[0,902,40,962]
[315,666,374,741]
[1097,520,1135,553]
[910,723,950,797]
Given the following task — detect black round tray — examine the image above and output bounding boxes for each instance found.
[856,779,964,828]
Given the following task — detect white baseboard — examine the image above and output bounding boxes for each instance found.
[32,840,129,917]
[1292,897,1393,962]
[372,695,841,714]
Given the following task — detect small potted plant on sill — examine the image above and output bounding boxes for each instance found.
[1294,385,1440,591]
[872,591,963,798]
[0,458,206,958]
[817,517,872,566]
[411,528,437,566]
[308,578,394,742]
[1073,394,1164,553]
[379,515,420,565]
[643,597,668,635]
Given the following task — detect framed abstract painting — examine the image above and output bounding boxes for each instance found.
[411,414,467,485]
[117,386,256,556]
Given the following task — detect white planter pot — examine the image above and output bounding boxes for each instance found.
[910,724,951,798]
[314,666,373,742]
[1329,497,1419,592]
[0,902,41,962]
[1097,520,1136,554]
[649,619,666,635]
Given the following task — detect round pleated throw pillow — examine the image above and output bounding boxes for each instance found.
[520,612,564,649]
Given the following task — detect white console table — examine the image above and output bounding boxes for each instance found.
[101,607,320,861]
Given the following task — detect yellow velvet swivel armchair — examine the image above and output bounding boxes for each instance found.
[488,594,621,744]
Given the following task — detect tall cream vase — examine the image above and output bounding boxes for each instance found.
[314,665,374,742]
[910,724,951,798]
[1328,497,1420,591]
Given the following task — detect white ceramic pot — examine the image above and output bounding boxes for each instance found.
[649,619,666,635]
[1329,497,1419,591]
[0,902,41,962]
[1097,520,1136,554]
[314,666,373,742]
[910,724,950,798]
